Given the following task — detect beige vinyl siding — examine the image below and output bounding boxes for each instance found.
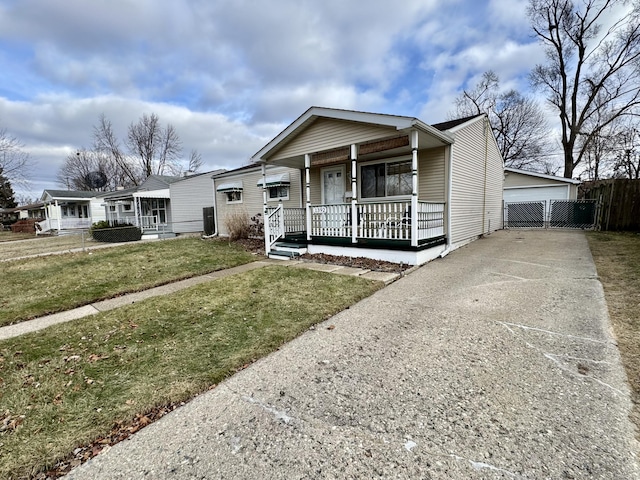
[170,174,214,233]
[449,117,504,246]
[215,166,302,237]
[271,118,397,161]
[418,147,446,202]
[505,171,569,188]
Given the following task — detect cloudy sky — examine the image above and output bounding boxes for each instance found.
[0,0,547,199]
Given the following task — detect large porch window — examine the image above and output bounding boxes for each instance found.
[361,158,412,199]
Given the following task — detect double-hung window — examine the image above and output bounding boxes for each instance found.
[361,158,412,199]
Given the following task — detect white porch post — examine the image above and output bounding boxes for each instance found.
[134,197,140,228]
[305,154,311,241]
[351,144,357,244]
[55,200,61,231]
[411,130,419,247]
[261,163,270,254]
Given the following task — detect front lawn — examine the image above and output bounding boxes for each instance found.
[0,266,382,478]
[587,232,640,435]
[0,238,256,326]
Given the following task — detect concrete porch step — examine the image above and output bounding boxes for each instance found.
[268,248,301,261]
[274,242,308,255]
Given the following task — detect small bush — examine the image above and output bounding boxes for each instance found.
[90,221,141,243]
[224,210,251,241]
[249,213,264,237]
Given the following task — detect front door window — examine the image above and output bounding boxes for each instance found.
[322,167,345,204]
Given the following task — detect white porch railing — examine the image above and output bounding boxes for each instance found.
[289,200,445,242]
[282,207,306,233]
[36,218,92,234]
[266,205,285,248]
[310,204,352,237]
[416,202,445,240]
[139,215,159,230]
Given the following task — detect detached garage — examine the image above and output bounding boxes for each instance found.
[504,168,580,204]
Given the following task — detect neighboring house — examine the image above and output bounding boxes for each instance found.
[101,175,181,234]
[15,202,46,220]
[250,107,504,265]
[503,168,580,204]
[169,169,226,234]
[213,164,303,238]
[38,190,96,234]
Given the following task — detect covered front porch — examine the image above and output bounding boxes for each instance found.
[254,108,453,265]
[266,200,445,248]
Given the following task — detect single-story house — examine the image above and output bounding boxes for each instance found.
[37,190,97,234]
[100,175,182,235]
[13,202,46,220]
[247,107,503,265]
[169,169,226,234]
[503,168,580,204]
[213,164,302,238]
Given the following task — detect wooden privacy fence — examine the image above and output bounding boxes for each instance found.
[581,179,640,231]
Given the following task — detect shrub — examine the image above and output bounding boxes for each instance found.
[224,210,251,241]
[89,221,142,243]
[249,213,264,238]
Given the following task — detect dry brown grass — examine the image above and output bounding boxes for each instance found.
[587,232,640,432]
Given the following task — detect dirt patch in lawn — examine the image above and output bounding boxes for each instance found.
[234,237,412,273]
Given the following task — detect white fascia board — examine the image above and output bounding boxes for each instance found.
[251,106,453,161]
[133,188,171,199]
[505,167,581,184]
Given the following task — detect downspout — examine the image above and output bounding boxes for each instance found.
[440,143,453,258]
[482,116,489,235]
[261,163,270,254]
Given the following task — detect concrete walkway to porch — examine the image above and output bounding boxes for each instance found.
[65,229,640,479]
[0,259,401,341]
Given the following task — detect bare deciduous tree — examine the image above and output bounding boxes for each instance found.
[0,128,31,186]
[187,149,203,173]
[529,0,640,178]
[93,114,142,185]
[125,113,182,177]
[451,70,552,171]
[56,149,136,191]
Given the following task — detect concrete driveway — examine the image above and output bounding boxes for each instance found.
[66,230,639,479]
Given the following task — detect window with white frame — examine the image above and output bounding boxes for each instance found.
[268,185,289,201]
[226,191,242,203]
[360,158,412,198]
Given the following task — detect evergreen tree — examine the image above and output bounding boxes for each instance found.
[0,169,17,208]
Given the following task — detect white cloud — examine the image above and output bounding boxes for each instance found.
[0,0,555,197]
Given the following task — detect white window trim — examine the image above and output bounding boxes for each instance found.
[267,185,290,202]
[225,191,243,204]
[320,165,346,204]
[358,155,413,201]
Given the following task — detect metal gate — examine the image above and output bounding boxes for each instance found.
[505,200,597,229]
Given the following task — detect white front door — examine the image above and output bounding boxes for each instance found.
[322,166,345,204]
[321,166,346,232]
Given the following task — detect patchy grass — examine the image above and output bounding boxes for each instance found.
[0,231,37,244]
[587,232,640,434]
[0,234,95,260]
[0,266,382,479]
[0,238,256,326]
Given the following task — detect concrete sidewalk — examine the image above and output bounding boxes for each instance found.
[66,230,640,479]
[0,260,400,341]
